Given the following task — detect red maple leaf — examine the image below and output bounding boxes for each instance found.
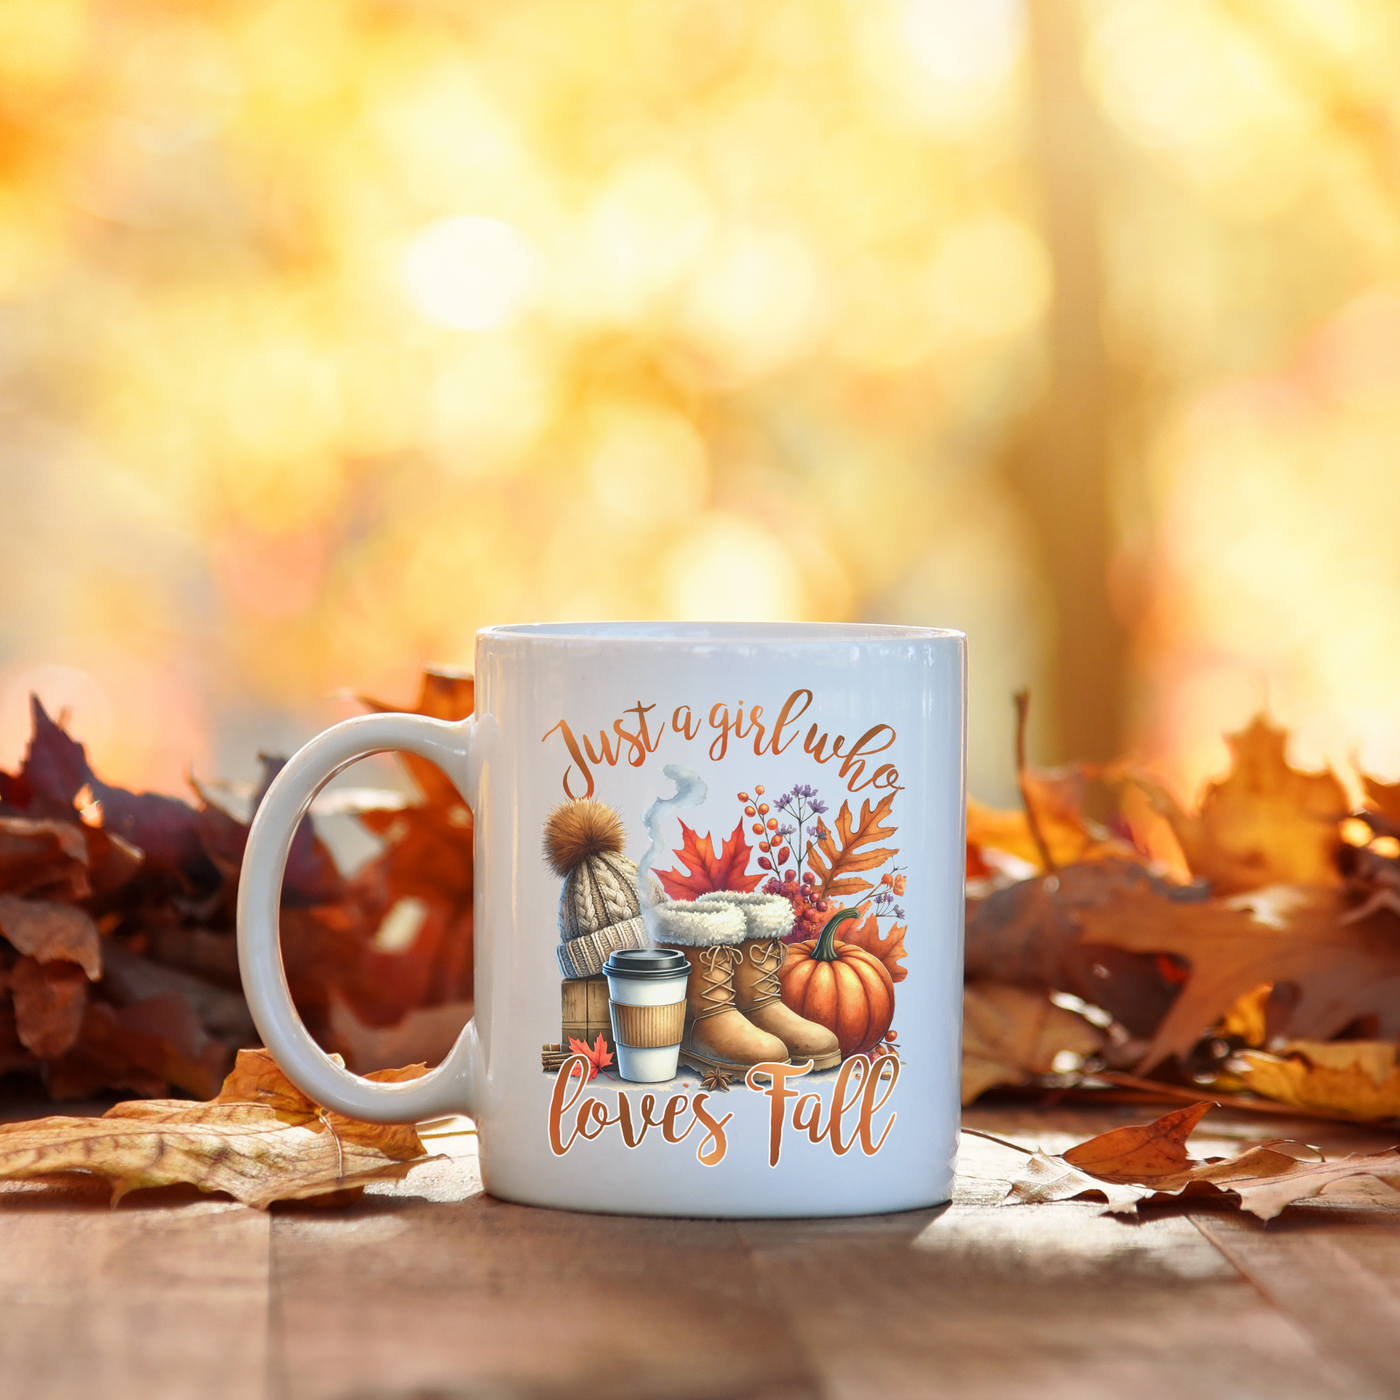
[655,820,762,900]
[567,1033,615,1081]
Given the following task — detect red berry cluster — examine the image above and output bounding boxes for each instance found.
[762,870,830,943]
[737,787,790,871]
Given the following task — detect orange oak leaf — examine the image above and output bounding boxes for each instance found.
[567,1033,615,1081]
[655,820,761,900]
[1132,715,1348,895]
[807,792,898,898]
[839,904,908,983]
[1234,1040,1400,1121]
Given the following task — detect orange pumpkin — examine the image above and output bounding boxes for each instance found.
[778,908,895,1058]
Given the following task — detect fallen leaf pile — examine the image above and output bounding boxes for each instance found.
[1001,1101,1400,1221]
[0,669,473,1103]
[965,704,1400,1125]
[0,1048,441,1208]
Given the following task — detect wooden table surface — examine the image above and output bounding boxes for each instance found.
[3,1100,1398,1400]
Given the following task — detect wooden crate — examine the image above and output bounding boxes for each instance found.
[560,974,616,1058]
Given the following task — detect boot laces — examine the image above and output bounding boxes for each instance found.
[694,945,741,1021]
[745,939,784,1009]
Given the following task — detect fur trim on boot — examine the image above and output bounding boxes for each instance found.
[644,900,745,947]
[696,890,796,941]
[698,891,839,1069]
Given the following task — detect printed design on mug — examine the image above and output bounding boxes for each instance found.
[538,718,907,1166]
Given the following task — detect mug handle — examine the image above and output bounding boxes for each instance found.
[236,712,480,1123]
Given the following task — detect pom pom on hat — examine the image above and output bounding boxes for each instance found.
[543,798,626,877]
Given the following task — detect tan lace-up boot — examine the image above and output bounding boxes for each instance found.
[733,937,841,1070]
[667,944,790,1076]
[698,891,841,1070]
[648,898,789,1076]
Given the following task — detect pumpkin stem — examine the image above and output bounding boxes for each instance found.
[812,907,859,962]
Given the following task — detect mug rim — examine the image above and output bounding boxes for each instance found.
[478,621,963,645]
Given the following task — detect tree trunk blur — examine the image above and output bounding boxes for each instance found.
[1014,0,1127,763]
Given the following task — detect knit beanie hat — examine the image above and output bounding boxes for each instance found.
[544,799,661,979]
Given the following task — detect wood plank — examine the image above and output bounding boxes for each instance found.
[0,1181,270,1400]
[741,1203,1363,1398]
[269,1137,816,1400]
[725,1112,1374,1400]
[1,1099,1394,1400]
[1191,1198,1400,1399]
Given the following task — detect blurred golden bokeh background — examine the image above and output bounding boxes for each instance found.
[3,0,1400,808]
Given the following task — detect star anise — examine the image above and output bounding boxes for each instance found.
[700,1067,733,1092]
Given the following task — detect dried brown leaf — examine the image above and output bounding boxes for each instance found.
[0,893,102,979]
[961,982,1102,1104]
[0,817,92,900]
[47,997,229,1101]
[11,957,89,1058]
[0,1048,440,1207]
[965,860,1200,1037]
[1190,1146,1400,1220]
[80,825,144,899]
[1062,1101,1213,1184]
[216,1047,430,1158]
[1006,1103,1400,1220]
[1005,1153,1157,1210]
[1078,885,1400,1071]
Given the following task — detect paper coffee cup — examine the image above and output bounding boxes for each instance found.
[603,948,691,1083]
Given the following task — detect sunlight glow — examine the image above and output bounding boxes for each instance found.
[661,514,804,622]
[901,0,1026,89]
[401,216,542,332]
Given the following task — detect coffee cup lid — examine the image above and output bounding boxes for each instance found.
[603,948,690,980]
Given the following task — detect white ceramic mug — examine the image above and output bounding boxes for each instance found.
[237,622,966,1218]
